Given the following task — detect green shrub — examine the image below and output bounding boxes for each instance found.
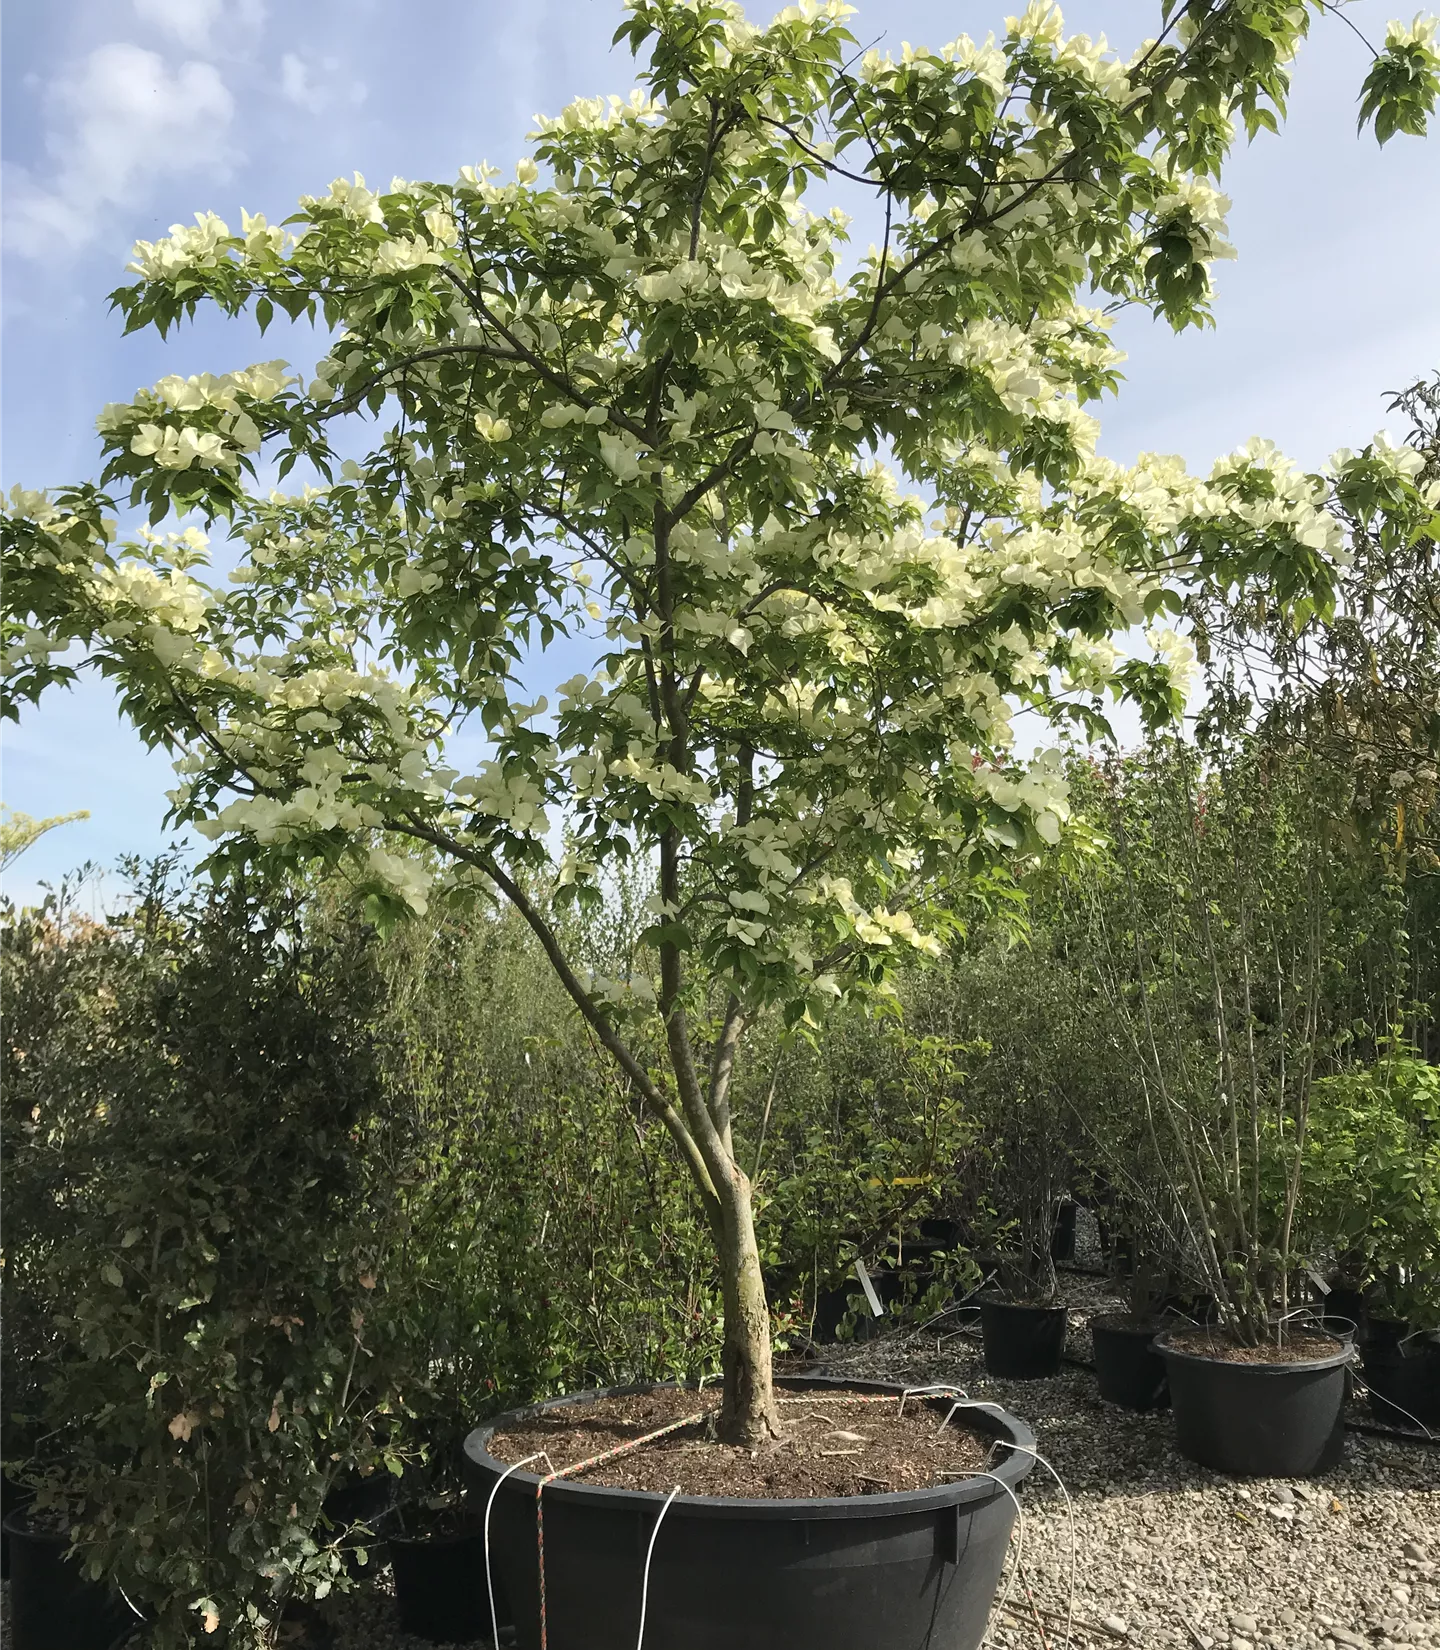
[1299,1049,1440,1329]
[3,866,398,1645]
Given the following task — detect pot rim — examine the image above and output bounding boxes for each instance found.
[1362,1336,1440,1362]
[1153,1326,1350,1373]
[978,1294,1067,1315]
[1,1507,71,1541]
[463,1375,1035,1521]
[384,1517,482,1550]
[1090,1310,1174,1334]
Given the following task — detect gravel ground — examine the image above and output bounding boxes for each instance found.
[813,1284,1439,1650]
[7,1233,1436,1650]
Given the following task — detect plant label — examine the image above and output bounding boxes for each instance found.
[854,1259,885,1317]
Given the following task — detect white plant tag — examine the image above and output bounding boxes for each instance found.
[1306,1268,1330,1296]
[854,1258,884,1317]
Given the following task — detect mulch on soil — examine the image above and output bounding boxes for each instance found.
[1163,1327,1345,1363]
[486,1384,997,1498]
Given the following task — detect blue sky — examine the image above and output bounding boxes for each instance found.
[3,0,1438,905]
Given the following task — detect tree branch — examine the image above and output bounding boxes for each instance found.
[395,813,722,1225]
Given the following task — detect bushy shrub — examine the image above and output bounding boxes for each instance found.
[3,865,398,1645]
[751,1013,982,1330]
[2,875,130,1457]
[1298,1049,1440,1329]
[365,899,725,1449]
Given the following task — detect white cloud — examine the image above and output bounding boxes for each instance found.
[4,43,238,260]
[132,0,224,51]
[280,50,316,109]
[131,0,265,52]
[279,51,367,115]
[277,51,364,116]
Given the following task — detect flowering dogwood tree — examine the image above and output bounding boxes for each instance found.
[5,0,1437,1444]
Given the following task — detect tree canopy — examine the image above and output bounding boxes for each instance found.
[4,0,1437,1439]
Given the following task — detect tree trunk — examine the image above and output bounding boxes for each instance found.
[714,1164,782,1447]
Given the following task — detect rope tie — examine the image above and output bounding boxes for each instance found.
[636,1486,682,1650]
[485,1451,548,1650]
[533,1406,713,1650]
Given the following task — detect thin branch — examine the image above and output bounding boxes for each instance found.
[395,813,722,1226]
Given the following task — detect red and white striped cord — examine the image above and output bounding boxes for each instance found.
[485,1451,548,1650]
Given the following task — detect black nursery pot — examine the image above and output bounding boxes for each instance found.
[1,1468,36,1581]
[812,1280,886,1344]
[812,1265,919,1343]
[1362,1316,1409,1352]
[2,1511,134,1650]
[1157,1291,1220,1325]
[1320,1286,1368,1337]
[1361,1338,1440,1430]
[463,1376,1035,1650]
[1049,1203,1078,1264]
[1089,1315,1170,1411]
[979,1297,1069,1379]
[323,1466,397,1574]
[917,1218,967,1253]
[1155,1329,1349,1477]
[387,1515,510,1645]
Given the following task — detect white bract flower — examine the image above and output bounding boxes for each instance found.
[129,212,232,281]
[374,236,442,274]
[130,423,232,472]
[473,411,512,442]
[598,431,643,480]
[1147,625,1198,699]
[1386,13,1439,51]
[240,210,286,262]
[1152,178,1237,263]
[1006,0,1065,47]
[367,846,433,913]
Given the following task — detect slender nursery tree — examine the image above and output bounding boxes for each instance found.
[4,0,1437,1442]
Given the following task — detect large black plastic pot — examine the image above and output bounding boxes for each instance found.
[1320,1286,1368,1337]
[917,1218,967,1253]
[387,1515,508,1645]
[1361,1339,1440,1430]
[1049,1203,1078,1263]
[323,1467,396,1576]
[979,1298,1069,1379]
[2,1511,134,1650]
[463,1376,1034,1650]
[1,1469,35,1580]
[1155,1329,1349,1477]
[1090,1315,1170,1411]
[1362,1316,1409,1352]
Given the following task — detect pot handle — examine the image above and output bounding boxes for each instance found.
[941,1500,963,1565]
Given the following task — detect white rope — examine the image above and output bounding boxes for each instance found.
[1004,1443,1078,1650]
[968,1468,1026,1650]
[1353,1376,1435,1440]
[116,1578,147,1620]
[636,1485,681,1650]
[484,1451,547,1650]
[897,1381,975,1417]
[936,1398,1010,1434]
[891,1385,1057,1650]
[935,1401,1078,1650]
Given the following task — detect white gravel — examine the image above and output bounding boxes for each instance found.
[814,1272,1440,1650]
[8,1255,1434,1650]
